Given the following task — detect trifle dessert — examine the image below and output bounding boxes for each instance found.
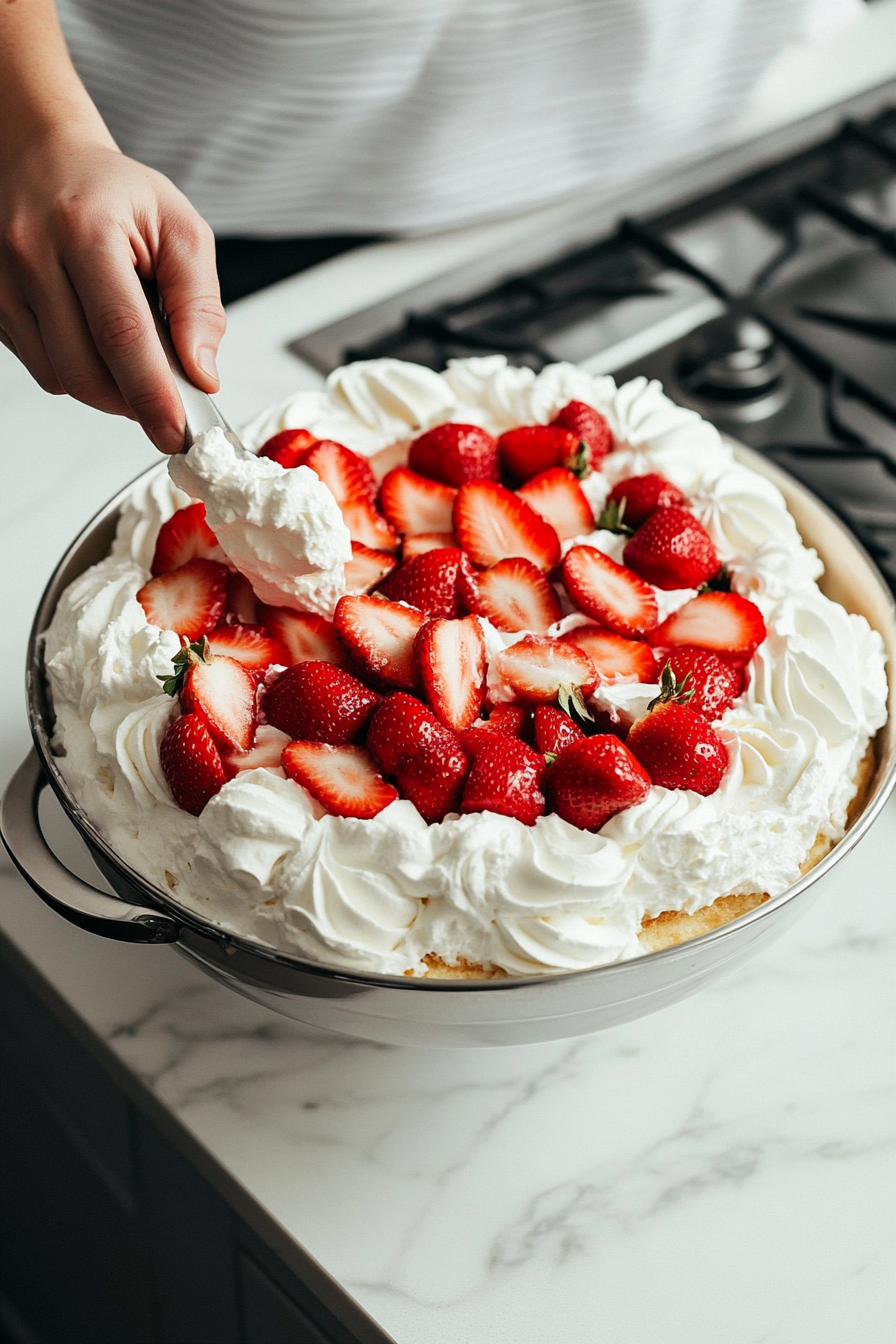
[43,356,888,977]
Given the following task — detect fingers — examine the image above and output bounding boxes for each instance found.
[0,295,64,394]
[154,212,226,393]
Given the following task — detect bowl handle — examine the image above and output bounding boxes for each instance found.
[1,750,180,944]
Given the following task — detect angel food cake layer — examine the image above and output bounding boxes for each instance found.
[43,357,888,977]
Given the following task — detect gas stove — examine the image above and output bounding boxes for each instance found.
[291,88,896,592]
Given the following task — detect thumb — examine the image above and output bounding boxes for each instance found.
[154,209,226,393]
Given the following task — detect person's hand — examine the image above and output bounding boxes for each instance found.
[0,128,226,453]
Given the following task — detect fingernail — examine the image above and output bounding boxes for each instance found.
[151,424,187,455]
[198,346,219,384]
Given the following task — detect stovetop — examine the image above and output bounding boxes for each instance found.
[291,93,896,593]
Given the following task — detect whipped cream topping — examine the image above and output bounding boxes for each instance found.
[45,357,889,978]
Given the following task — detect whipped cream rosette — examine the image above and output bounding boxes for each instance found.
[43,357,888,978]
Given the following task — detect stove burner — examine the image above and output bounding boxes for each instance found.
[797,305,896,341]
[676,313,786,415]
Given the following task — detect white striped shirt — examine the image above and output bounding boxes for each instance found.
[58,0,862,237]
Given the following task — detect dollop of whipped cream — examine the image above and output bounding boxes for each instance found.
[168,427,351,617]
[44,357,889,978]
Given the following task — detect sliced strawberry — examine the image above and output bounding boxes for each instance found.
[396,740,470,824]
[160,712,227,815]
[649,592,766,665]
[220,724,291,777]
[151,502,219,576]
[486,702,533,740]
[379,468,456,536]
[460,736,546,826]
[517,467,594,541]
[379,547,474,619]
[343,541,397,595]
[533,705,584,756]
[606,473,686,528]
[415,616,486,731]
[281,742,397,819]
[462,556,560,634]
[256,427,317,469]
[367,693,460,776]
[550,401,613,469]
[546,736,651,831]
[206,624,290,674]
[333,595,426,690]
[627,701,728,796]
[261,607,348,668]
[303,439,378,506]
[226,571,260,625]
[497,425,580,483]
[493,636,597,703]
[401,531,458,561]
[179,650,258,752]
[564,625,657,683]
[264,661,379,744]
[561,545,658,638]
[341,499,400,553]
[137,558,228,641]
[453,481,560,572]
[623,505,720,591]
[408,423,500,486]
[657,645,744,721]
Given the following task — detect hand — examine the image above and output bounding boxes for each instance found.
[0,129,226,453]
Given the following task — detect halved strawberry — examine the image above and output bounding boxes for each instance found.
[206,624,290,674]
[546,736,651,831]
[497,425,580,483]
[657,645,744,721]
[261,607,348,668]
[341,499,400,553]
[343,541,397,595]
[562,545,658,638]
[517,467,594,541]
[627,701,728,795]
[415,616,486,731]
[170,643,258,752]
[453,481,560,572]
[408,423,499,486]
[460,736,545,826]
[220,724,291,777]
[366,693,460,776]
[264,661,379,744]
[226,571,260,625]
[532,705,584,756]
[256,427,317,469]
[493,636,597,703]
[649,592,766,664]
[333,595,426,689]
[396,740,470,824]
[486,703,533,740]
[160,712,227,815]
[462,556,560,633]
[550,401,613,469]
[623,505,720,591]
[151,502,219,576]
[137,559,228,641]
[606,473,686,528]
[401,531,458,561]
[379,547,474,619]
[281,742,397,819]
[303,439,399,552]
[379,468,456,536]
[564,625,657,683]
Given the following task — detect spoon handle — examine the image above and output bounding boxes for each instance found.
[141,279,233,449]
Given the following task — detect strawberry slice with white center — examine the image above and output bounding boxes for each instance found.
[205,624,290,674]
[517,467,594,541]
[562,545,658,638]
[137,558,228,641]
[160,712,227,815]
[415,616,486,731]
[303,439,399,553]
[164,640,258,752]
[379,467,456,536]
[256,427,317,469]
[220,724,291,777]
[453,481,560,572]
[151,502,220,576]
[401,531,458,561]
[649,591,766,664]
[341,499,400,553]
[564,624,657,683]
[333,595,426,689]
[281,742,398,819]
[261,607,348,667]
[493,636,597,703]
[343,541,397,595]
[463,556,560,633]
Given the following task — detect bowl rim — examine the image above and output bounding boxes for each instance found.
[27,448,896,994]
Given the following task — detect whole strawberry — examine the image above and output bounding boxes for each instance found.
[396,741,470,823]
[623,505,720,591]
[367,692,462,776]
[627,700,728,795]
[497,425,580,483]
[460,736,546,826]
[408,423,500,486]
[160,712,227,815]
[550,400,613,469]
[546,735,650,831]
[532,705,584,757]
[657,645,744,721]
[605,473,686,529]
[379,547,474,618]
[264,661,380,744]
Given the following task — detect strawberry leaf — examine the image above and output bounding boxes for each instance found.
[648,661,695,712]
[700,563,731,594]
[597,496,634,535]
[159,636,211,697]
[558,681,595,725]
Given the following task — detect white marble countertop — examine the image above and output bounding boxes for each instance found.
[3,12,896,1338]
